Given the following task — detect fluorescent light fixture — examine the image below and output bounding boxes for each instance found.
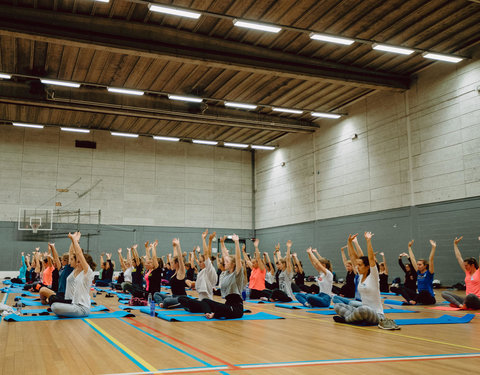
[272,107,303,114]
[153,136,180,142]
[107,87,144,96]
[233,19,281,33]
[12,122,44,129]
[422,52,463,63]
[95,0,109,3]
[309,33,355,46]
[312,112,341,119]
[168,94,203,103]
[372,43,414,55]
[61,127,90,133]
[224,142,249,149]
[111,132,139,138]
[148,4,201,19]
[192,139,218,146]
[252,145,275,150]
[0,73,12,79]
[224,102,257,110]
[40,79,81,88]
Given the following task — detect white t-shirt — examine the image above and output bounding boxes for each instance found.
[124,267,133,283]
[195,258,217,300]
[316,269,333,296]
[357,265,383,314]
[66,267,94,308]
[265,271,275,284]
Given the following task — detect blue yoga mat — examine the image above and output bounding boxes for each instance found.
[3,310,135,322]
[383,308,418,314]
[307,310,337,315]
[383,299,407,306]
[156,311,284,322]
[21,305,110,314]
[394,314,475,326]
[18,299,44,306]
[245,299,275,304]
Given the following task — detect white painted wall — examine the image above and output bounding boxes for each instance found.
[255,58,480,229]
[0,127,252,229]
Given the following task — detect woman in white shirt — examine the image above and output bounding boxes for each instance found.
[51,232,96,318]
[333,232,399,330]
[295,248,333,307]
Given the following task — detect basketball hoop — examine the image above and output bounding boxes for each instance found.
[29,217,42,234]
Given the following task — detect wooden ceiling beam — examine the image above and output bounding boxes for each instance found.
[0,81,317,133]
[0,4,410,91]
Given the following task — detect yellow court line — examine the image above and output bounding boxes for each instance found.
[246,302,480,352]
[84,318,157,372]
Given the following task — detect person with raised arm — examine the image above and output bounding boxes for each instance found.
[118,248,133,290]
[18,252,27,283]
[333,233,399,330]
[390,252,417,297]
[51,232,97,317]
[396,240,436,305]
[179,230,219,311]
[242,238,267,299]
[154,238,187,308]
[263,252,276,289]
[263,240,295,302]
[38,243,61,304]
[441,236,480,309]
[295,248,333,307]
[378,252,389,293]
[332,246,356,298]
[179,234,245,319]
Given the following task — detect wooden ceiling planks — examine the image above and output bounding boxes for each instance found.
[0,0,478,145]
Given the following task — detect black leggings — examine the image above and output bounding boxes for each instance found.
[123,283,147,299]
[260,289,292,302]
[392,286,436,305]
[179,294,244,319]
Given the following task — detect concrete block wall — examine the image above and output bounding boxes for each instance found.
[0,126,253,230]
[255,57,480,229]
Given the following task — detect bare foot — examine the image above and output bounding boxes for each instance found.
[409,300,416,305]
[205,312,214,319]
[159,303,164,308]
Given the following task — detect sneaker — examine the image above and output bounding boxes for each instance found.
[303,302,312,308]
[378,318,400,330]
[259,297,269,302]
[333,315,346,323]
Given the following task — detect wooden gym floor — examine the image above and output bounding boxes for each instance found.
[1,283,479,375]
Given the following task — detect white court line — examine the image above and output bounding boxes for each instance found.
[103,352,480,375]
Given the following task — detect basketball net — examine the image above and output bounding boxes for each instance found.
[31,224,39,234]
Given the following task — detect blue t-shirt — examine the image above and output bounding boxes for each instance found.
[417,270,434,296]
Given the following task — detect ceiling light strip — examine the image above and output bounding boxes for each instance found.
[61,127,90,133]
[153,136,180,142]
[224,102,257,110]
[107,87,144,96]
[310,33,355,46]
[0,73,12,79]
[12,122,44,129]
[192,139,218,145]
[168,94,203,103]
[311,112,341,119]
[422,52,463,63]
[41,79,81,88]
[111,132,139,138]
[233,19,281,33]
[148,4,201,19]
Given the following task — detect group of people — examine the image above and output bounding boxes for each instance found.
[11,230,480,328]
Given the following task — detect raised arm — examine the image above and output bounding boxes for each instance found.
[428,240,436,274]
[352,236,364,256]
[220,235,229,259]
[48,243,61,270]
[117,248,126,272]
[68,232,89,273]
[201,229,209,256]
[207,231,216,260]
[264,252,275,275]
[285,240,293,273]
[347,234,360,266]
[364,232,376,267]
[127,248,132,268]
[172,238,185,280]
[407,240,418,272]
[151,240,159,269]
[243,244,253,268]
[231,234,242,274]
[307,248,327,273]
[131,244,140,267]
[340,246,350,272]
[253,239,265,270]
[380,252,388,274]
[398,253,407,273]
[453,236,466,272]
[292,253,302,273]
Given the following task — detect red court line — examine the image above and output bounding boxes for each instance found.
[127,317,238,369]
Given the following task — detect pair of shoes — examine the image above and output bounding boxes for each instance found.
[333,315,346,323]
[378,318,400,330]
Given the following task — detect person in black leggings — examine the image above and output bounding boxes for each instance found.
[390,252,417,297]
[179,234,244,319]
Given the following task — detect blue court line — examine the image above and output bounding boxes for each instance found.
[82,318,152,372]
[119,318,231,375]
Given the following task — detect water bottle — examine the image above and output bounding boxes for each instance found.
[245,285,250,300]
[148,293,155,316]
[16,301,22,315]
[241,288,246,301]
